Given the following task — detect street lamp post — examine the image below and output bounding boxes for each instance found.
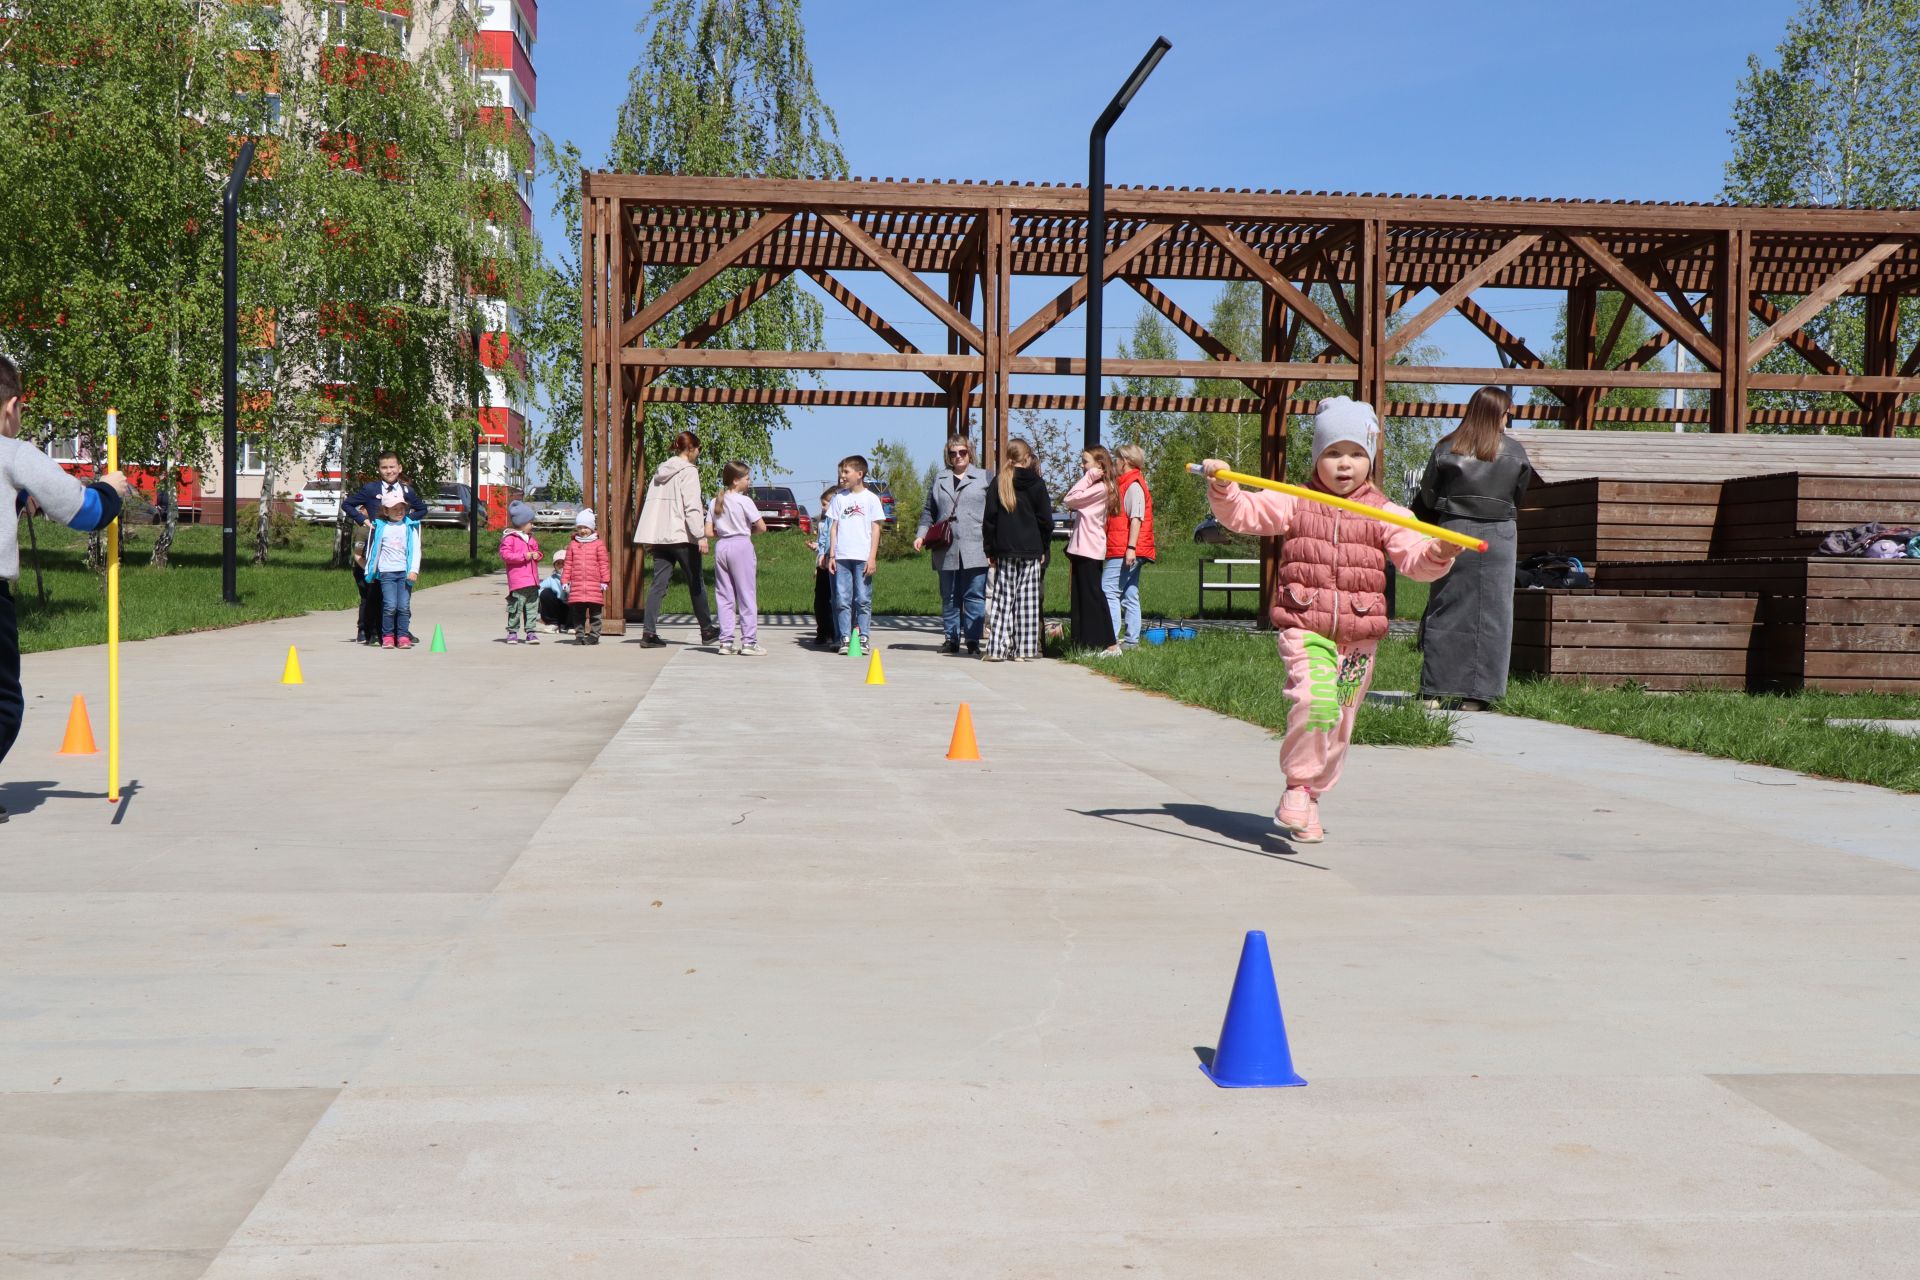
[1085,36,1171,451]
[469,316,483,560]
[221,140,256,605]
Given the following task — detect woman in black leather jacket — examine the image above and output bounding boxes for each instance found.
[1412,386,1534,708]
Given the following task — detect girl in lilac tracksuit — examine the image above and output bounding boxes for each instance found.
[708,461,768,655]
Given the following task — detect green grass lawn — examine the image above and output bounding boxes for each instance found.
[1498,678,1920,793]
[14,520,492,654]
[646,527,1430,621]
[1064,631,1456,748]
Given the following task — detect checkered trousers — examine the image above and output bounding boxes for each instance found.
[985,557,1044,659]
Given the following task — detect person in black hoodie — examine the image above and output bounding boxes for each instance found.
[980,438,1051,662]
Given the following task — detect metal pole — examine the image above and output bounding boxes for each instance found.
[106,409,120,803]
[221,140,256,605]
[1085,36,1170,451]
[1672,346,1686,432]
[469,316,483,560]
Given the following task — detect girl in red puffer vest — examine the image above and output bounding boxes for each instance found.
[1203,397,1462,844]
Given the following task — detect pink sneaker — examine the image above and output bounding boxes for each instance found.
[1274,787,1324,843]
[397,635,413,650]
[381,635,395,649]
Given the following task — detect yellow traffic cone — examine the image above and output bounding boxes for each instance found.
[280,645,304,686]
[946,702,980,761]
[865,649,886,686]
[58,695,98,755]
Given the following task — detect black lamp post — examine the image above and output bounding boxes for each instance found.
[469,315,483,561]
[1085,36,1170,451]
[221,140,256,605]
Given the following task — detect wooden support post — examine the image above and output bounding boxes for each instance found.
[1864,291,1901,438]
[1713,229,1751,434]
[1564,281,1597,430]
[1258,286,1292,629]
[947,232,978,448]
[1355,219,1388,409]
[580,190,606,588]
[979,205,1011,470]
[606,210,634,635]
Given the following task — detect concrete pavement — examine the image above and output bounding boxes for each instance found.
[5,592,1920,1277]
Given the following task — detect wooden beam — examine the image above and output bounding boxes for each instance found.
[1384,233,1540,357]
[1008,220,1171,352]
[1715,228,1750,432]
[803,269,923,357]
[1748,372,1920,394]
[635,268,791,391]
[1614,294,1714,372]
[1454,297,1546,368]
[616,210,794,348]
[1401,365,1719,389]
[1745,238,1907,363]
[1564,231,1722,369]
[820,211,986,351]
[622,348,981,373]
[1196,220,1359,360]
[1011,356,1349,381]
[1123,276,1240,365]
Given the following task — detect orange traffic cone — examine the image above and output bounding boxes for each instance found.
[946,702,980,761]
[58,695,98,755]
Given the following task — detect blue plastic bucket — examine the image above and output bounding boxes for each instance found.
[1144,627,1168,645]
[1171,626,1197,641]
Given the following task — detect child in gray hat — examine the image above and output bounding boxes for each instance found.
[499,499,542,644]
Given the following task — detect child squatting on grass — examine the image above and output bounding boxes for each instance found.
[708,461,769,655]
[1202,396,1463,844]
[499,500,542,645]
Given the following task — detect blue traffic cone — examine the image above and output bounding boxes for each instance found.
[1200,930,1306,1088]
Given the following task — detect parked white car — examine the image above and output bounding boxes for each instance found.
[294,479,342,523]
[526,485,582,529]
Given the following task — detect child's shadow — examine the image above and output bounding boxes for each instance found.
[1072,804,1326,870]
[0,779,107,819]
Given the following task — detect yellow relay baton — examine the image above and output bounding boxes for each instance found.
[1186,464,1488,553]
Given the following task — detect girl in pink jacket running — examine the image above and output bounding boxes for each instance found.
[1202,397,1462,843]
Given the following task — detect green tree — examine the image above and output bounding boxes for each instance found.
[526,0,847,495]
[867,436,924,556]
[0,0,242,566]
[1725,0,1920,430]
[1534,291,1669,425]
[245,1,533,565]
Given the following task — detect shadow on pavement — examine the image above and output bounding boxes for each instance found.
[1071,805,1327,871]
[0,779,109,819]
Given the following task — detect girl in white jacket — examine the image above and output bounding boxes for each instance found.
[633,430,720,648]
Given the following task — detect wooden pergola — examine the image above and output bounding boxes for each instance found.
[581,173,1920,629]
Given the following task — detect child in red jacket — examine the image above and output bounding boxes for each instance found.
[1202,397,1462,843]
[559,508,610,645]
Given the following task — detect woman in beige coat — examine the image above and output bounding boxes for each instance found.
[634,430,720,648]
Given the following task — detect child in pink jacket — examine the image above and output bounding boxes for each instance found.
[1202,397,1462,843]
[499,500,542,645]
[559,508,611,645]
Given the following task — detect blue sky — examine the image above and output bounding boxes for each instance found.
[529,0,1803,494]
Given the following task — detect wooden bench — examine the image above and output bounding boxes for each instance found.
[1712,471,1920,558]
[1198,558,1262,616]
[1511,428,1920,485]
[1518,478,1721,563]
[1599,558,1920,693]
[1511,589,1761,691]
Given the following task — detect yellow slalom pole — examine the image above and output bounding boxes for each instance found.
[1187,464,1488,553]
[106,409,120,803]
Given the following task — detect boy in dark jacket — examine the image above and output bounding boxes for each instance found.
[341,452,429,526]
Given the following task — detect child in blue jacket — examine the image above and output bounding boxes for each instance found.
[365,493,422,648]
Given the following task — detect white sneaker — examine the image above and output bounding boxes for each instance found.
[718,641,738,655]
[738,644,767,656]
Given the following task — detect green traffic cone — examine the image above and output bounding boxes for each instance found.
[428,624,447,653]
[846,630,863,658]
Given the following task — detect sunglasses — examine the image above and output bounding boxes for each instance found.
[947,448,970,459]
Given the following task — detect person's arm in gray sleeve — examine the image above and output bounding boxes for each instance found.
[7,440,122,530]
[916,478,938,541]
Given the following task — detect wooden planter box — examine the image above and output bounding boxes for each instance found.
[1510,589,1761,691]
[1517,478,1722,564]
[1598,558,1920,693]
[1712,471,1920,558]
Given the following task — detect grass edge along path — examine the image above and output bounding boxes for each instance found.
[1065,631,1456,748]
[17,522,493,655]
[1497,678,1920,795]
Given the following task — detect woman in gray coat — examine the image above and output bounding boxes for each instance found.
[913,435,990,655]
[1413,386,1534,708]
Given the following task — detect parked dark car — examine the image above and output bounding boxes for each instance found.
[1051,507,1074,540]
[424,483,478,527]
[748,485,809,532]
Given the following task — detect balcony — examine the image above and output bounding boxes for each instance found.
[474,29,534,112]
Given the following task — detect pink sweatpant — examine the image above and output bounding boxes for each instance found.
[713,536,758,645]
[1274,628,1380,796]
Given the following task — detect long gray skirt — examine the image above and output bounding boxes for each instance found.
[1417,516,1517,703]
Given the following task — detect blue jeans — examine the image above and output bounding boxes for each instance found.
[833,559,873,643]
[1102,557,1143,645]
[938,565,987,645]
[377,570,412,639]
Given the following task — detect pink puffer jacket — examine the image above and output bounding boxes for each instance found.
[1208,478,1455,644]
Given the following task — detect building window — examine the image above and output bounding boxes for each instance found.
[236,435,269,475]
[42,434,85,464]
[328,3,409,48]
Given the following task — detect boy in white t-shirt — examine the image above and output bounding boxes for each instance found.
[826,454,885,649]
